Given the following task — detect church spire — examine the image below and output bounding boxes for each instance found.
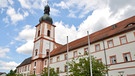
[39,0,53,24]
[44,5,50,15]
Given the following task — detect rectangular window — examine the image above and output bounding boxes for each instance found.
[73,51,77,57]
[64,54,67,60]
[120,35,127,44]
[28,65,29,71]
[56,67,59,73]
[57,56,60,62]
[84,48,88,55]
[107,40,114,48]
[25,66,27,71]
[50,58,53,64]
[110,55,117,64]
[123,52,131,62]
[95,44,100,51]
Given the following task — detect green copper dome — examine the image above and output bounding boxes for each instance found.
[39,5,53,24]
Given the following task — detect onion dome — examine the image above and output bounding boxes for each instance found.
[39,5,53,24]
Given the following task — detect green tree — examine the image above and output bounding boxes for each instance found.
[68,56,107,76]
[41,67,58,76]
[6,69,16,76]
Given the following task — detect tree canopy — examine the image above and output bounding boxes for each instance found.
[41,67,58,76]
[6,70,17,76]
[68,56,107,76]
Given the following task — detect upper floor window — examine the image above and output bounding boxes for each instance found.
[47,30,50,37]
[107,40,114,48]
[64,54,67,60]
[125,22,135,27]
[25,66,27,71]
[84,48,88,55]
[123,52,131,62]
[95,44,100,51]
[110,55,117,64]
[28,65,29,71]
[57,56,60,62]
[73,51,77,57]
[120,35,127,44]
[38,30,40,37]
[56,67,59,73]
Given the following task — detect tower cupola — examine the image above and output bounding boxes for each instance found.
[39,5,53,24]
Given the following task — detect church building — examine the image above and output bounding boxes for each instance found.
[16,4,135,76]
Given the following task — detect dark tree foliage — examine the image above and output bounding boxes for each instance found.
[6,70,16,76]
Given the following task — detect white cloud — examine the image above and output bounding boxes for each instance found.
[16,41,33,54]
[54,0,103,18]
[0,47,10,58]
[18,0,46,10]
[55,21,78,44]
[0,0,14,8]
[0,60,19,72]
[50,7,60,16]
[6,7,29,24]
[54,7,114,44]
[18,0,60,16]
[16,25,35,54]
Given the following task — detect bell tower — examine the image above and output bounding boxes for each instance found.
[31,4,56,75]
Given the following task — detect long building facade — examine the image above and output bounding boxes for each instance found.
[16,5,135,76]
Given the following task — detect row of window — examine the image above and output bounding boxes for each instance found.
[44,51,77,65]
[37,30,51,37]
[50,44,132,64]
[109,52,132,64]
[43,51,132,66]
[95,35,128,51]
[56,65,68,73]
[43,52,132,74]
[18,65,30,73]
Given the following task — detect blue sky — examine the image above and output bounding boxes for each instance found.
[0,0,135,73]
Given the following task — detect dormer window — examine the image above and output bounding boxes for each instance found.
[47,30,50,37]
[112,24,117,29]
[125,22,135,28]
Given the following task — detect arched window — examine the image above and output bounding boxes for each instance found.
[47,30,50,37]
[38,30,40,37]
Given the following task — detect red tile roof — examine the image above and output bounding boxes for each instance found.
[50,16,135,57]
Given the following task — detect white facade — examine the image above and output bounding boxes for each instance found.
[43,30,135,76]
